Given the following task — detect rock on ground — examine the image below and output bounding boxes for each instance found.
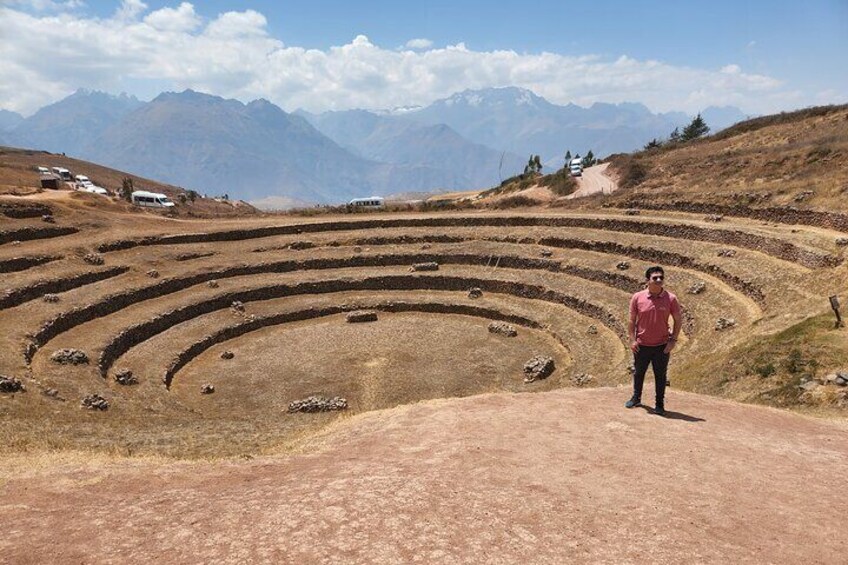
[50,348,89,365]
[523,355,555,383]
[288,396,348,413]
[488,322,517,337]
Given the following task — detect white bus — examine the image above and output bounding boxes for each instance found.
[131,190,175,208]
[52,167,72,181]
[348,196,385,209]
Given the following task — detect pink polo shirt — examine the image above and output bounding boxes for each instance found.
[629,289,681,346]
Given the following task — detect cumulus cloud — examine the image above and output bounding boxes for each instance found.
[405,38,433,50]
[143,2,200,32]
[0,3,797,116]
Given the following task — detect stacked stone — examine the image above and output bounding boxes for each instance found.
[42,293,60,302]
[81,394,108,410]
[616,261,630,270]
[231,300,245,313]
[524,356,555,383]
[113,369,138,385]
[51,348,89,365]
[717,249,736,257]
[688,281,707,295]
[201,384,215,394]
[468,287,483,299]
[570,373,593,386]
[410,262,439,272]
[288,396,348,413]
[824,372,848,386]
[83,252,104,265]
[488,322,517,337]
[221,351,235,360]
[0,375,25,393]
[346,311,378,323]
[715,317,737,331]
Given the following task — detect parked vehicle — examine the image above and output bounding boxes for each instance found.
[52,167,72,181]
[348,197,385,208]
[82,185,109,195]
[36,166,50,175]
[570,164,583,177]
[131,190,175,208]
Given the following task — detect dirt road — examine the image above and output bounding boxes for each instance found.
[567,162,617,199]
[2,387,846,564]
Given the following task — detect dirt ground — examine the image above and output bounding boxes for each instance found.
[567,163,617,199]
[2,386,846,564]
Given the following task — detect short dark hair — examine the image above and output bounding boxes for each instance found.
[645,265,665,279]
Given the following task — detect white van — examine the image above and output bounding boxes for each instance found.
[37,166,50,175]
[52,167,72,181]
[131,190,175,208]
[349,197,385,208]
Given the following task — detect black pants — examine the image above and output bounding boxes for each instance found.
[632,344,670,406]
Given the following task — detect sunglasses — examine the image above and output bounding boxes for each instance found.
[650,276,664,281]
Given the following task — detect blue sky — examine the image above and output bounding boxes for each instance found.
[2,0,846,115]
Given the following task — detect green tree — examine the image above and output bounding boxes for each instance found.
[533,155,542,173]
[644,138,663,150]
[564,150,572,164]
[669,127,681,143]
[119,177,134,201]
[582,150,595,168]
[681,113,710,141]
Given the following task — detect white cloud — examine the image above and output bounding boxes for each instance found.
[114,0,147,21]
[143,2,200,33]
[0,3,799,116]
[405,38,433,50]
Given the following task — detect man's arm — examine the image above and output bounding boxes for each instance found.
[628,296,639,352]
[665,297,682,353]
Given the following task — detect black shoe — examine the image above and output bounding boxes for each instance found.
[625,397,641,408]
[654,405,666,416]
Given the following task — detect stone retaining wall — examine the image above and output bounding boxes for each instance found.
[95,216,836,267]
[162,300,562,388]
[0,255,62,274]
[609,200,848,234]
[0,266,129,310]
[0,226,78,246]
[97,274,625,379]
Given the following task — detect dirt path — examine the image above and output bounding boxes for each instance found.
[2,387,846,564]
[567,162,617,199]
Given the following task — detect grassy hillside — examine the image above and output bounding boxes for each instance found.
[607,104,848,212]
[0,146,259,218]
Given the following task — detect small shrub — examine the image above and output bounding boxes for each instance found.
[540,169,578,196]
[619,160,647,188]
[491,195,542,209]
[755,363,776,378]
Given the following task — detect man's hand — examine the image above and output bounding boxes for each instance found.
[630,341,639,353]
[664,341,676,354]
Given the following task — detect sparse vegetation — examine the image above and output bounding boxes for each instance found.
[539,167,578,196]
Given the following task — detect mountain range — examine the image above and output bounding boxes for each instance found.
[1,88,747,205]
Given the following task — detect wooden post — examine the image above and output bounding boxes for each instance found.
[830,295,843,328]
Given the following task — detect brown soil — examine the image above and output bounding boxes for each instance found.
[2,106,848,562]
[1,387,846,564]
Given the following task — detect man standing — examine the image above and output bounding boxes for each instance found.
[626,266,682,416]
